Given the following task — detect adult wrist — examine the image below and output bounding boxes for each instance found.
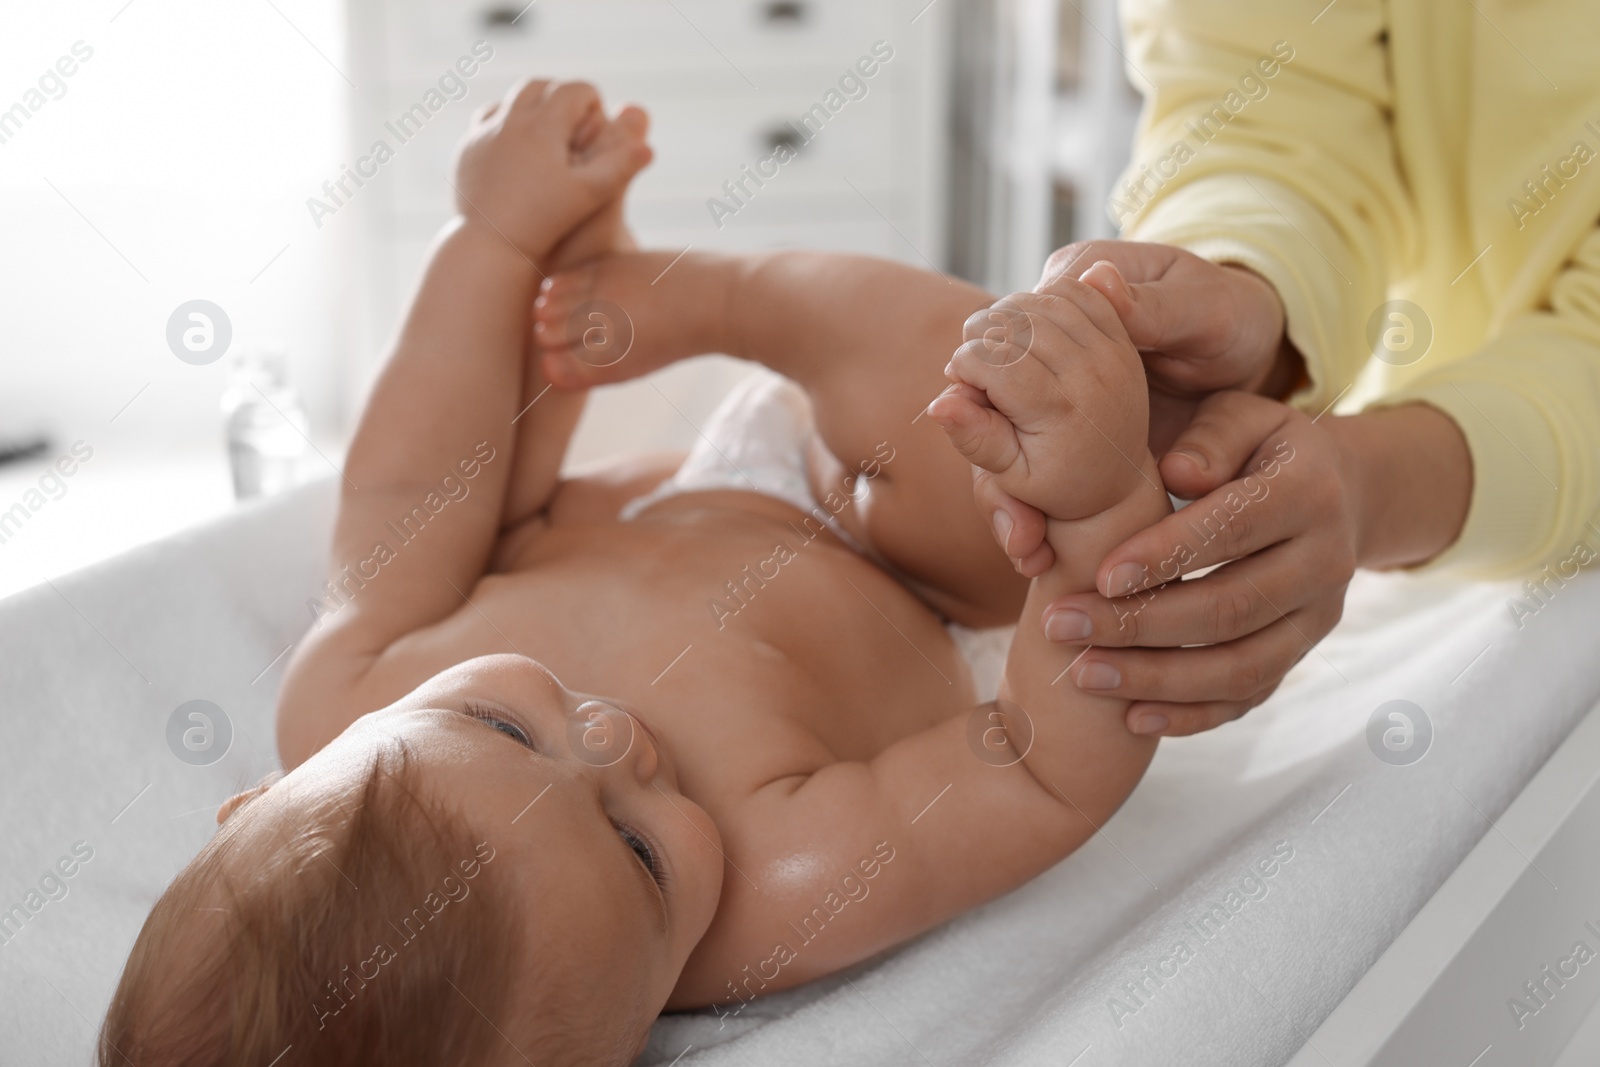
[1325,404,1473,570]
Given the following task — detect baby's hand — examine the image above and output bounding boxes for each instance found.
[928,277,1153,524]
[451,79,652,260]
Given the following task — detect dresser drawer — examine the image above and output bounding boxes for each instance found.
[657,0,895,68]
[371,0,897,85]
[375,83,902,214]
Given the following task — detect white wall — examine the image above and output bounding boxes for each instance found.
[0,0,348,451]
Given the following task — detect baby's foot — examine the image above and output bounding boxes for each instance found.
[532,249,741,389]
[927,279,1161,524]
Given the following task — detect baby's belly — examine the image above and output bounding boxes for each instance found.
[463,494,977,761]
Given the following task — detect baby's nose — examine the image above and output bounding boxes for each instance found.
[568,701,657,783]
[625,716,660,784]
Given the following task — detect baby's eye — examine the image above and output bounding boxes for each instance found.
[616,822,667,886]
[464,702,532,747]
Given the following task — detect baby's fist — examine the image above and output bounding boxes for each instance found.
[452,79,652,258]
[929,278,1152,523]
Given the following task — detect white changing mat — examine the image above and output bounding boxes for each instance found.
[2,477,1597,1067]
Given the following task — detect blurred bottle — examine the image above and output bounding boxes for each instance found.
[221,348,310,500]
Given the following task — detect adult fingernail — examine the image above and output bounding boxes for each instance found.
[993,510,1013,555]
[1105,562,1145,596]
[1045,609,1093,641]
[1168,447,1207,472]
[1132,713,1168,735]
[1076,662,1121,690]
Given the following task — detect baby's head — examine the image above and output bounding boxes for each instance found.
[101,654,724,1066]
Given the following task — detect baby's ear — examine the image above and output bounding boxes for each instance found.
[215,771,283,826]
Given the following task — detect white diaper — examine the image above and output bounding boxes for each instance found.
[620,369,1014,700]
[620,369,830,524]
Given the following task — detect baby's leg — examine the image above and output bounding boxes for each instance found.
[534,251,1028,625]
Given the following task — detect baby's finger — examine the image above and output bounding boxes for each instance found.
[572,107,605,151]
[945,316,1081,424]
[1030,272,1130,347]
[926,384,1021,475]
[502,77,553,116]
[981,292,1104,360]
[578,105,652,158]
[615,104,651,138]
[582,110,649,163]
[543,80,603,128]
[972,468,1052,570]
[571,117,654,189]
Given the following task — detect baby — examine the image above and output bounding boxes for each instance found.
[99,80,1171,1066]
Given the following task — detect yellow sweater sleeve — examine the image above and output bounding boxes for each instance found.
[1377,224,1600,577]
[1112,0,1411,415]
[1113,0,1600,579]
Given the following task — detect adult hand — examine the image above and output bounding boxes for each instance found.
[1040,240,1302,452]
[1022,393,1357,736]
[980,391,1471,736]
[977,238,1302,581]
[974,241,1474,737]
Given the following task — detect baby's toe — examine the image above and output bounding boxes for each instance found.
[535,274,592,365]
[534,270,637,386]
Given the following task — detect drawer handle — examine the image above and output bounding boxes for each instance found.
[761,0,808,25]
[481,5,532,30]
[763,124,805,155]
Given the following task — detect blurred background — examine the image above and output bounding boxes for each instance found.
[0,0,1138,599]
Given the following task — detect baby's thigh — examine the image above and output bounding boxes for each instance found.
[742,254,1026,624]
[806,426,1027,628]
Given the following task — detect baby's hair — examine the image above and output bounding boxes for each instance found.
[98,739,534,1067]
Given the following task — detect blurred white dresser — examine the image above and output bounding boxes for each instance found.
[339,0,950,462]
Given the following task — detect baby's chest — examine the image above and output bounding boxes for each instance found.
[445,517,973,749]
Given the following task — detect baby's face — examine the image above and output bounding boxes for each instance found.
[234,653,725,1054]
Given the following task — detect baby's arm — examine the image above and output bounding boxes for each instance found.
[671,280,1170,1007]
[932,276,1175,782]
[276,81,649,765]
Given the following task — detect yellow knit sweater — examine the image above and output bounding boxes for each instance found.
[1114,0,1600,578]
